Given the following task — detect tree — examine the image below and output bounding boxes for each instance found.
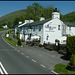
[13,17,20,28]
[8,21,12,28]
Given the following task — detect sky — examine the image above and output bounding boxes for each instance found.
[0,1,75,17]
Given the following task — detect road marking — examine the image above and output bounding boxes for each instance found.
[18,50,20,52]
[12,47,14,48]
[40,64,46,68]
[21,53,24,55]
[2,36,10,46]
[0,68,4,74]
[26,56,29,58]
[15,48,17,50]
[51,70,58,74]
[31,59,36,63]
[0,62,8,74]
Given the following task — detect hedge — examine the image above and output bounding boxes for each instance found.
[66,36,75,54]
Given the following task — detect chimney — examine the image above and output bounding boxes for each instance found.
[24,20,30,24]
[29,19,34,23]
[52,8,60,19]
[19,21,22,24]
[40,14,45,21]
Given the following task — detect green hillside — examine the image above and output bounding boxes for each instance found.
[0,9,26,25]
[0,2,75,28]
[0,2,56,28]
[61,11,75,22]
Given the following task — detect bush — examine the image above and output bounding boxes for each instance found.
[17,38,22,46]
[66,36,75,66]
[66,36,75,54]
[13,34,15,38]
[20,39,25,42]
[15,35,19,39]
[39,43,42,47]
[70,54,75,66]
[55,39,60,42]
[8,37,12,40]
[49,47,53,50]
[8,31,9,34]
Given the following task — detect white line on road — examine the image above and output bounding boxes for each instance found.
[15,48,17,50]
[26,56,29,58]
[51,70,58,74]
[0,68,4,74]
[12,47,14,48]
[40,64,46,68]
[21,53,24,55]
[31,59,36,63]
[0,62,8,74]
[18,50,20,52]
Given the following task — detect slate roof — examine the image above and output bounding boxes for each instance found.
[64,22,75,27]
[22,18,52,27]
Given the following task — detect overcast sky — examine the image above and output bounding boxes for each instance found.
[0,1,75,17]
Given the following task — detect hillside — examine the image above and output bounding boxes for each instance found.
[61,11,75,22]
[0,2,75,28]
[0,9,26,25]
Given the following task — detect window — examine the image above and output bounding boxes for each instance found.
[39,26,41,31]
[46,36,49,40]
[63,40,66,42]
[58,25,60,30]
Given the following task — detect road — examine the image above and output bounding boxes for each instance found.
[0,31,53,74]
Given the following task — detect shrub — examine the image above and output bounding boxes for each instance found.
[39,43,42,47]
[66,36,75,54]
[70,54,75,66]
[13,34,15,38]
[49,47,53,50]
[66,36,75,66]
[20,39,25,42]
[55,39,60,42]
[8,37,12,40]
[15,35,19,39]
[17,38,22,46]
[8,31,9,34]
[33,39,35,42]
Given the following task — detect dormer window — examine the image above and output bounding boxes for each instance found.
[58,25,60,30]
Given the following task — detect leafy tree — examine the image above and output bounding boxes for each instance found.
[13,17,20,28]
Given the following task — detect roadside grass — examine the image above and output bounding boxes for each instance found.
[54,63,75,74]
[0,28,9,31]
[3,35,17,46]
[9,30,14,34]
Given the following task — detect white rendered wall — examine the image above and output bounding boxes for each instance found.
[70,27,75,35]
[43,18,63,44]
[31,25,43,44]
[52,12,60,19]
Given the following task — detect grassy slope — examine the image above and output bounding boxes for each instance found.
[0,9,26,24]
[3,35,17,46]
[0,28,9,31]
[0,9,75,27]
[61,11,75,22]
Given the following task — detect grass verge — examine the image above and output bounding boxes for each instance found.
[54,63,75,74]
[3,35,17,46]
[0,28,9,31]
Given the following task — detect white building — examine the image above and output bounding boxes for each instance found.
[15,11,75,45]
[2,25,8,28]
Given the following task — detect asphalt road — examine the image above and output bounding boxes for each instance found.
[0,31,53,74]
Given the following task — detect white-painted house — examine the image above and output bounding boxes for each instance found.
[2,25,8,28]
[15,11,75,45]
